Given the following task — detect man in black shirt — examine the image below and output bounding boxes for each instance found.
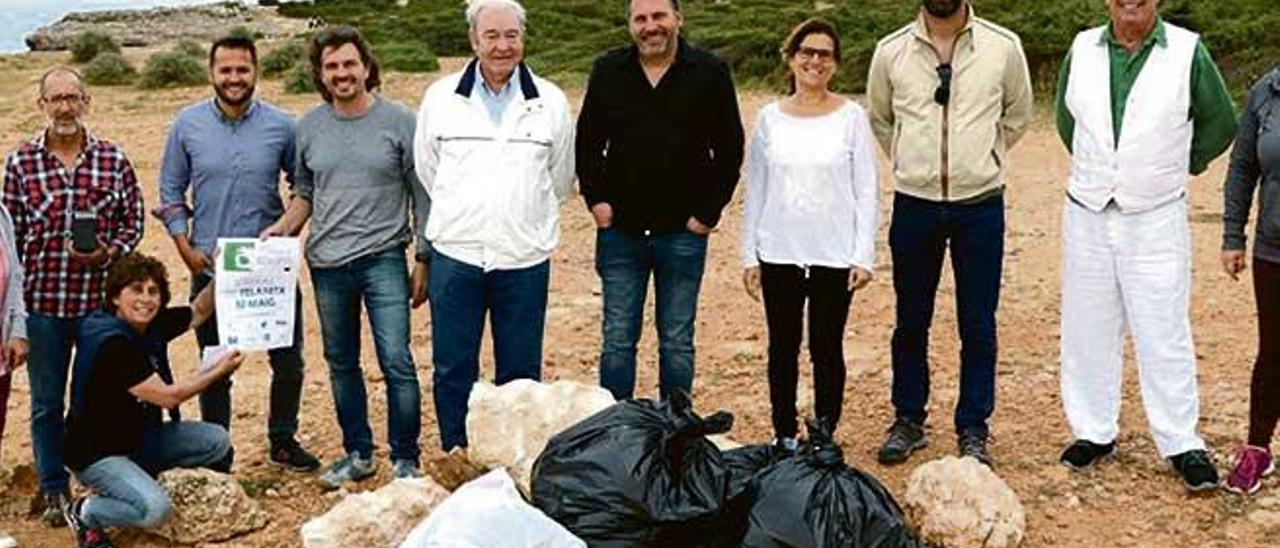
[61,254,241,548]
[577,0,744,400]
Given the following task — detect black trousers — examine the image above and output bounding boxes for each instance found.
[760,262,854,439]
[1249,258,1280,446]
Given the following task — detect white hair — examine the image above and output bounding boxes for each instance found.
[466,0,527,30]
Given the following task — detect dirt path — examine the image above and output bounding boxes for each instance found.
[0,52,1274,546]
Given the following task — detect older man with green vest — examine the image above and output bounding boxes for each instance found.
[1053,0,1236,492]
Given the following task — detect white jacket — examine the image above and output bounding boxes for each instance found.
[1065,23,1198,213]
[414,61,575,271]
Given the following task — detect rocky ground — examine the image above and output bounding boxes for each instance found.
[23,2,308,52]
[0,50,1278,546]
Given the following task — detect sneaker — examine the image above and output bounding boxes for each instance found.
[40,491,70,528]
[1227,445,1275,495]
[958,430,993,467]
[1060,440,1116,471]
[270,439,322,473]
[64,498,113,548]
[318,452,376,490]
[774,437,800,455]
[877,418,926,465]
[1169,449,1220,492]
[393,459,423,480]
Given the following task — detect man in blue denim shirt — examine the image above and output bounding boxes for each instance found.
[156,35,320,473]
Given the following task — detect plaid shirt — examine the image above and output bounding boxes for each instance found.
[3,130,143,318]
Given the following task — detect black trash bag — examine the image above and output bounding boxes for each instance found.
[736,420,923,548]
[531,391,748,548]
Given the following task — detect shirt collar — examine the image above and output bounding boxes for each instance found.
[454,58,541,100]
[32,127,100,154]
[1101,16,1167,49]
[207,97,259,123]
[473,62,515,98]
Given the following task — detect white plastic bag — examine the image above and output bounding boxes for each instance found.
[399,469,586,548]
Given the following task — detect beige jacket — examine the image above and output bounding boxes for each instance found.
[867,7,1033,202]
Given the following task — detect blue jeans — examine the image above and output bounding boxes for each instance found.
[595,228,707,401]
[889,192,1004,435]
[192,273,306,464]
[27,312,83,494]
[310,246,421,462]
[74,421,230,530]
[428,251,549,451]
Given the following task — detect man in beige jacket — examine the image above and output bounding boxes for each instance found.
[867,0,1032,467]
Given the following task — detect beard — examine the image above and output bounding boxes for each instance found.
[635,29,676,58]
[923,0,964,18]
[215,82,255,108]
[49,118,82,138]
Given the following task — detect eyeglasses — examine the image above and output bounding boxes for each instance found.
[934,63,952,106]
[795,47,835,62]
[40,93,86,106]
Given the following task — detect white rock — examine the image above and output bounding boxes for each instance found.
[0,534,15,548]
[904,456,1026,548]
[399,470,585,548]
[301,478,451,548]
[466,379,615,491]
[153,469,268,544]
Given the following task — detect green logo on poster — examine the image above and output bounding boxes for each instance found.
[223,242,255,272]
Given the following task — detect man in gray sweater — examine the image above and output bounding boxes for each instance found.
[262,26,430,489]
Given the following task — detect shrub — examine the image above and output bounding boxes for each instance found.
[376,42,439,73]
[69,31,121,64]
[82,52,136,86]
[283,61,315,94]
[227,25,264,41]
[140,51,207,89]
[261,41,307,78]
[174,39,205,60]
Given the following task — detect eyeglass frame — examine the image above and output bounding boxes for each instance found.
[794,46,836,62]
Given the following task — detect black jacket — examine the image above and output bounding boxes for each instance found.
[576,39,745,235]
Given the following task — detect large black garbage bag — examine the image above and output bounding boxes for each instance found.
[730,420,923,548]
[530,392,747,548]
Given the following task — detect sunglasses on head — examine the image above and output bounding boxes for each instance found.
[935,63,952,106]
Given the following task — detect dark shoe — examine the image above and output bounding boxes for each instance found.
[65,498,113,548]
[270,439,321,473]
[1169,449,1219,492]
[1060,440,1116,471]
[958,430,993,467]
[40,491,69,528]
[877,419,926,465]
[318,451,376,490]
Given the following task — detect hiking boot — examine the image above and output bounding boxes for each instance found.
[318,452,376,490]
[1169,449,1220,492]
[64,497,113,548]
[1060,440,1116,471]
[877,418,926,465]
[958,430,993,467]
[41,490,70,528]
[393,459,423,480]
[1227,445,1274,495]
[270,439,321,473]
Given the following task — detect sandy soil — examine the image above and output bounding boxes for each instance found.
[0,51,1275,547]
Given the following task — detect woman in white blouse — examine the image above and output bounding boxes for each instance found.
[741,18,879,449]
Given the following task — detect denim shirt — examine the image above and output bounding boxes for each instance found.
[1224,69,1280,264]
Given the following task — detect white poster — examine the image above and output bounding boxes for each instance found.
[214,237,300,351]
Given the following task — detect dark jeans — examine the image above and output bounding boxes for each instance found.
[760,262,853,439]
[595,227,707,401]
[0,368,10,451]
[27,312,83,494]
[889,192,1004,436]
[191,273,306,462]
[428,251,549,451]
[1249,258,1280,446]
[311,246,421,462]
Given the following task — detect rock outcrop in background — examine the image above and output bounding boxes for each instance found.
[24,2,308,52]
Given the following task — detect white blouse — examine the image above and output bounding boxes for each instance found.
[741,99,879,270]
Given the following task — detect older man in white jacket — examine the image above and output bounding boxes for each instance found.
[414,0,574,453]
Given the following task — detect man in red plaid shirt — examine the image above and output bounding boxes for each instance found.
[2,67,143,527]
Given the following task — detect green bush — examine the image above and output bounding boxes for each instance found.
[82,52,137,86]
[227,25,264,41]
[141,51,207,89]
[376,42,439,73]
[175,39,205,60]
[69,31,121,64]
[262,41,307,78]
[283,61,315,94]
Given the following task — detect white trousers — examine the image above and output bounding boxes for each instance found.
[1059,197,1204,457]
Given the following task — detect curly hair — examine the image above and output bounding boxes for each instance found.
[104,253,171,314]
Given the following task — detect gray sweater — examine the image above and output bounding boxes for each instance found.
[1224,69,1280,264]
[296,97,430,268]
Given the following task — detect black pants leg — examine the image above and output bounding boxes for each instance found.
[761,263,805,439]
[808,266,853,432]
[1248,258,1280,447]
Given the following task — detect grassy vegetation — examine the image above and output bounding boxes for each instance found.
[278,0,1280,97]
[82,52,137,86]
[141,50,207,89]
[69,31,121,64]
